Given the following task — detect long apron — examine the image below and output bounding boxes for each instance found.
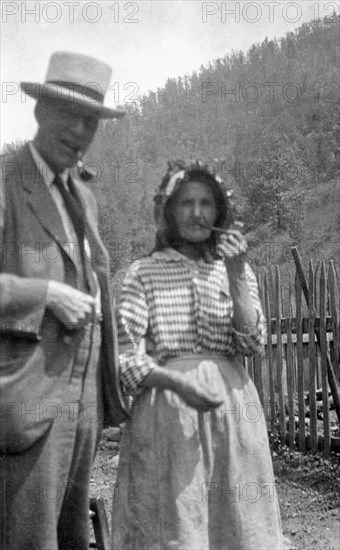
[111,354,283,550]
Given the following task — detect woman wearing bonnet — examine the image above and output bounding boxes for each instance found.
[111,161,284,550]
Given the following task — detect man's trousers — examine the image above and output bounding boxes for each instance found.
[0,327,103,550]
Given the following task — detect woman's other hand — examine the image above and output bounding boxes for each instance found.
[175,377,223,411]
[141,367,223,412]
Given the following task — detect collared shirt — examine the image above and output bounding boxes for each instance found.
[118,246,265,395]
[29,141,75,242]
[28,141,101,313]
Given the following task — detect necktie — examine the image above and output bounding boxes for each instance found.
[53,174,97,296]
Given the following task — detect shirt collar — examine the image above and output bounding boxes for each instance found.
[28,141,70,188]
[152,246,215,266]
[151,247,184,263]
[151,247,202,267]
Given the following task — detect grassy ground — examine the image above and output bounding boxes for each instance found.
[90,428,340,549]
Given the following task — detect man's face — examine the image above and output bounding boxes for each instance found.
[34,100,99,172]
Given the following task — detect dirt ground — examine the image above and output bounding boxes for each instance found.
[90,428,340,549]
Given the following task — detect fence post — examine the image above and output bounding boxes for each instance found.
[286,316,295,450]
[254,274,264,405]
[288,273,296,388]
[254,353,264,406]
[295,274,306,452]
[314,261,321,389]
[320,262,330,456]
[308,261,318,452]
[328,261,340,380]
[275,266,286,440]
[264,272,276,434]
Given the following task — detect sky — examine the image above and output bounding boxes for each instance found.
[1,0,334,145]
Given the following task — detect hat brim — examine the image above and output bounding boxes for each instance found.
[20,82,126,119]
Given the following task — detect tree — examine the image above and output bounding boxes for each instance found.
[1,139,26,154]
[245,134,307,239]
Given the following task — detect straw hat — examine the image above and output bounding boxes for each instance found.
[20,51,126,119]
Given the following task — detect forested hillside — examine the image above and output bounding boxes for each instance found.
[85,14,339,285]
[3,15,339,286]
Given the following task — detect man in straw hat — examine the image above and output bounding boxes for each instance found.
[0,51,128,548]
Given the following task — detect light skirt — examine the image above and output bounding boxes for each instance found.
[111,355,283,550]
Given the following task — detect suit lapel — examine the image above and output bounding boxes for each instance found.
[21,145,75,263]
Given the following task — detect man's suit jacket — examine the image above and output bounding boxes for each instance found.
[0,144,128,452]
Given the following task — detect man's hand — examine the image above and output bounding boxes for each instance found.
[46,280,96,329]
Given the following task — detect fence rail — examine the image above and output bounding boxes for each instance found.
[246,258,340,456]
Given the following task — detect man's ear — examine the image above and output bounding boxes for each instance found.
[34,100,52,124]
[34,100,44,124]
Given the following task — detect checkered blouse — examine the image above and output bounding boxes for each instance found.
[118,246,265,395]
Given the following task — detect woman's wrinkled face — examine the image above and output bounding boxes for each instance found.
[172,180,218,243]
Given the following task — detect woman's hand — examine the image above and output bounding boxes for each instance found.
[172,377,223,412]
[217,229,247,278]
[216,228,259,334]
[141,367,223,412]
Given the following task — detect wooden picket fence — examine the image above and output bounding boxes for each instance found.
[244,259,340,456]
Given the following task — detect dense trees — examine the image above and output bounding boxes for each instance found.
[89,15,340,277]
[3,15,339,279]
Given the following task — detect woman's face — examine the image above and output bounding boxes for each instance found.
[172,180,218,243]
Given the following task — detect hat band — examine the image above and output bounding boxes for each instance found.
[47,81,104,103]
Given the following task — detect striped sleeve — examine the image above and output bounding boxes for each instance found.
[117,262,156,395]
[231,263,266,356]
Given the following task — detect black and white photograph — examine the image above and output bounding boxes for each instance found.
[1,1,339,549]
